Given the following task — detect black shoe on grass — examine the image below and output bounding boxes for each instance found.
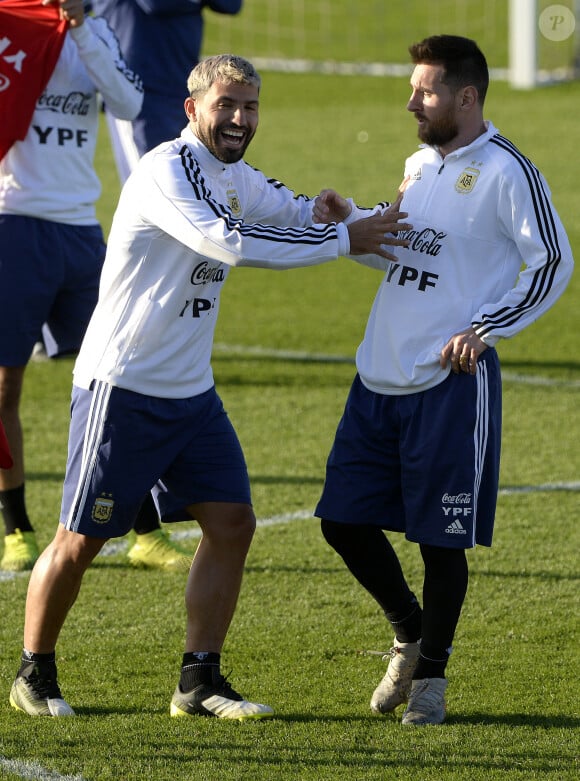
[170,673,273,721]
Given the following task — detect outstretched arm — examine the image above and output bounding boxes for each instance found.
[314,187,411,264]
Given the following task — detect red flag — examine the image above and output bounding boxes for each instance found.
[0,0,68,160]
[0,418,13,469]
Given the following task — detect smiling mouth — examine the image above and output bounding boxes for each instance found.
[221,128,245,146]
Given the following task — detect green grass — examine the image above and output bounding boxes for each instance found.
[1,66,579,781]
[202,0,577,73]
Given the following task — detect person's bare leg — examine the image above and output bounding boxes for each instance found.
[10,525,108,716]
[24,524,107,652]
[183,501,255,652]
[170,501,272,719]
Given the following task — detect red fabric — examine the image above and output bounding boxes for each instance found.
[0,0,68,160]
[0,418,13,469]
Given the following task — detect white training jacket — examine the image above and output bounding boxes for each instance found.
[73,128,350,398]
[0,18,143,225]
[349,121,574,396]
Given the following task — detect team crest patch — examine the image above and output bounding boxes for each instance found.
[455,167,480,193]
[92,494,114,524]
[226,188,242,216]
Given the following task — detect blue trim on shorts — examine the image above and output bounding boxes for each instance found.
[60,382,251,538]
[315,349,502,548]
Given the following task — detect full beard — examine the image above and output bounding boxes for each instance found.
[196,124,253,164]
[417,113,459,147]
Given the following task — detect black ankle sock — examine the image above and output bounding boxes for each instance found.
[132,493,161,535]
[19,649,56,678]
[180,652,221,690]
[413,643,450,680]
[0,484,34,534]
[387,600,422,644]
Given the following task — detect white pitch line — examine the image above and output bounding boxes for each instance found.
[212,342,580,388]
[499,481,580,495]
[0,756,86,781]
[1,483,577,573]
[98,508,313,556]
[213,342,354,364]
[99,483,579,557]
[501,371,580,388]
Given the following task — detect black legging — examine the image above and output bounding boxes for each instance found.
[321,519,468,657]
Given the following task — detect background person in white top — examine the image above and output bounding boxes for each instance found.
[0,0,143,571]
[92,0,244,184]
[314,35,573,726]
[9,54,412,720]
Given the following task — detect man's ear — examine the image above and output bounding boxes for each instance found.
[459,86,478,110]
[184,96,197,122]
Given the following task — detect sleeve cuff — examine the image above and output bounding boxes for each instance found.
[69,22,92,46]
[336,222,350,256]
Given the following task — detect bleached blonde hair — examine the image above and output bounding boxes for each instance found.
[187,54,261,97]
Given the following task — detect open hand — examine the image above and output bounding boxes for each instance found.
[347,211,412,260]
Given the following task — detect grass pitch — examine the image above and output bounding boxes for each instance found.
[0,69,578,780]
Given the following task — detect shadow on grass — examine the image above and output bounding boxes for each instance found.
[251,474,322,485]
[501,358,580,375]
[278,711,580,728]
[446,711,580,728]
[470,568,579,582]
[33,714,576,778]
[27,470,65,483]
[20,705,580,730]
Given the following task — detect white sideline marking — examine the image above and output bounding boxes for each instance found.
[502,371,580,388]
[499,481,580,495]
[213,342,580,388]
[213,342,354,364]
[249,57,573,86]
[98,509,313,556]
[0,755,86,781]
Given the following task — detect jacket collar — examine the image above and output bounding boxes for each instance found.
[180,125,234,176]
[422,120,498,161]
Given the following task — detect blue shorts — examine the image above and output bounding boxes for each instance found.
[60,382,251,538]
[315,350,502,548]
[0,215,105,364]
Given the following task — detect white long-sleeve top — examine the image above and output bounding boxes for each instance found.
[0,18,143,225]
[351,121,574,395]
[73,128,350,398]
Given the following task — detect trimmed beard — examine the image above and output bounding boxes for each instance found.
[417,111,459,148]
[195,123,253,164]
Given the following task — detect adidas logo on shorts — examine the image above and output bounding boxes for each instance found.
[445,519,467,535]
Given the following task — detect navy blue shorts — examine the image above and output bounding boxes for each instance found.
[60,382,251,538]
[315,350,502,548]
[0,215,105,364]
